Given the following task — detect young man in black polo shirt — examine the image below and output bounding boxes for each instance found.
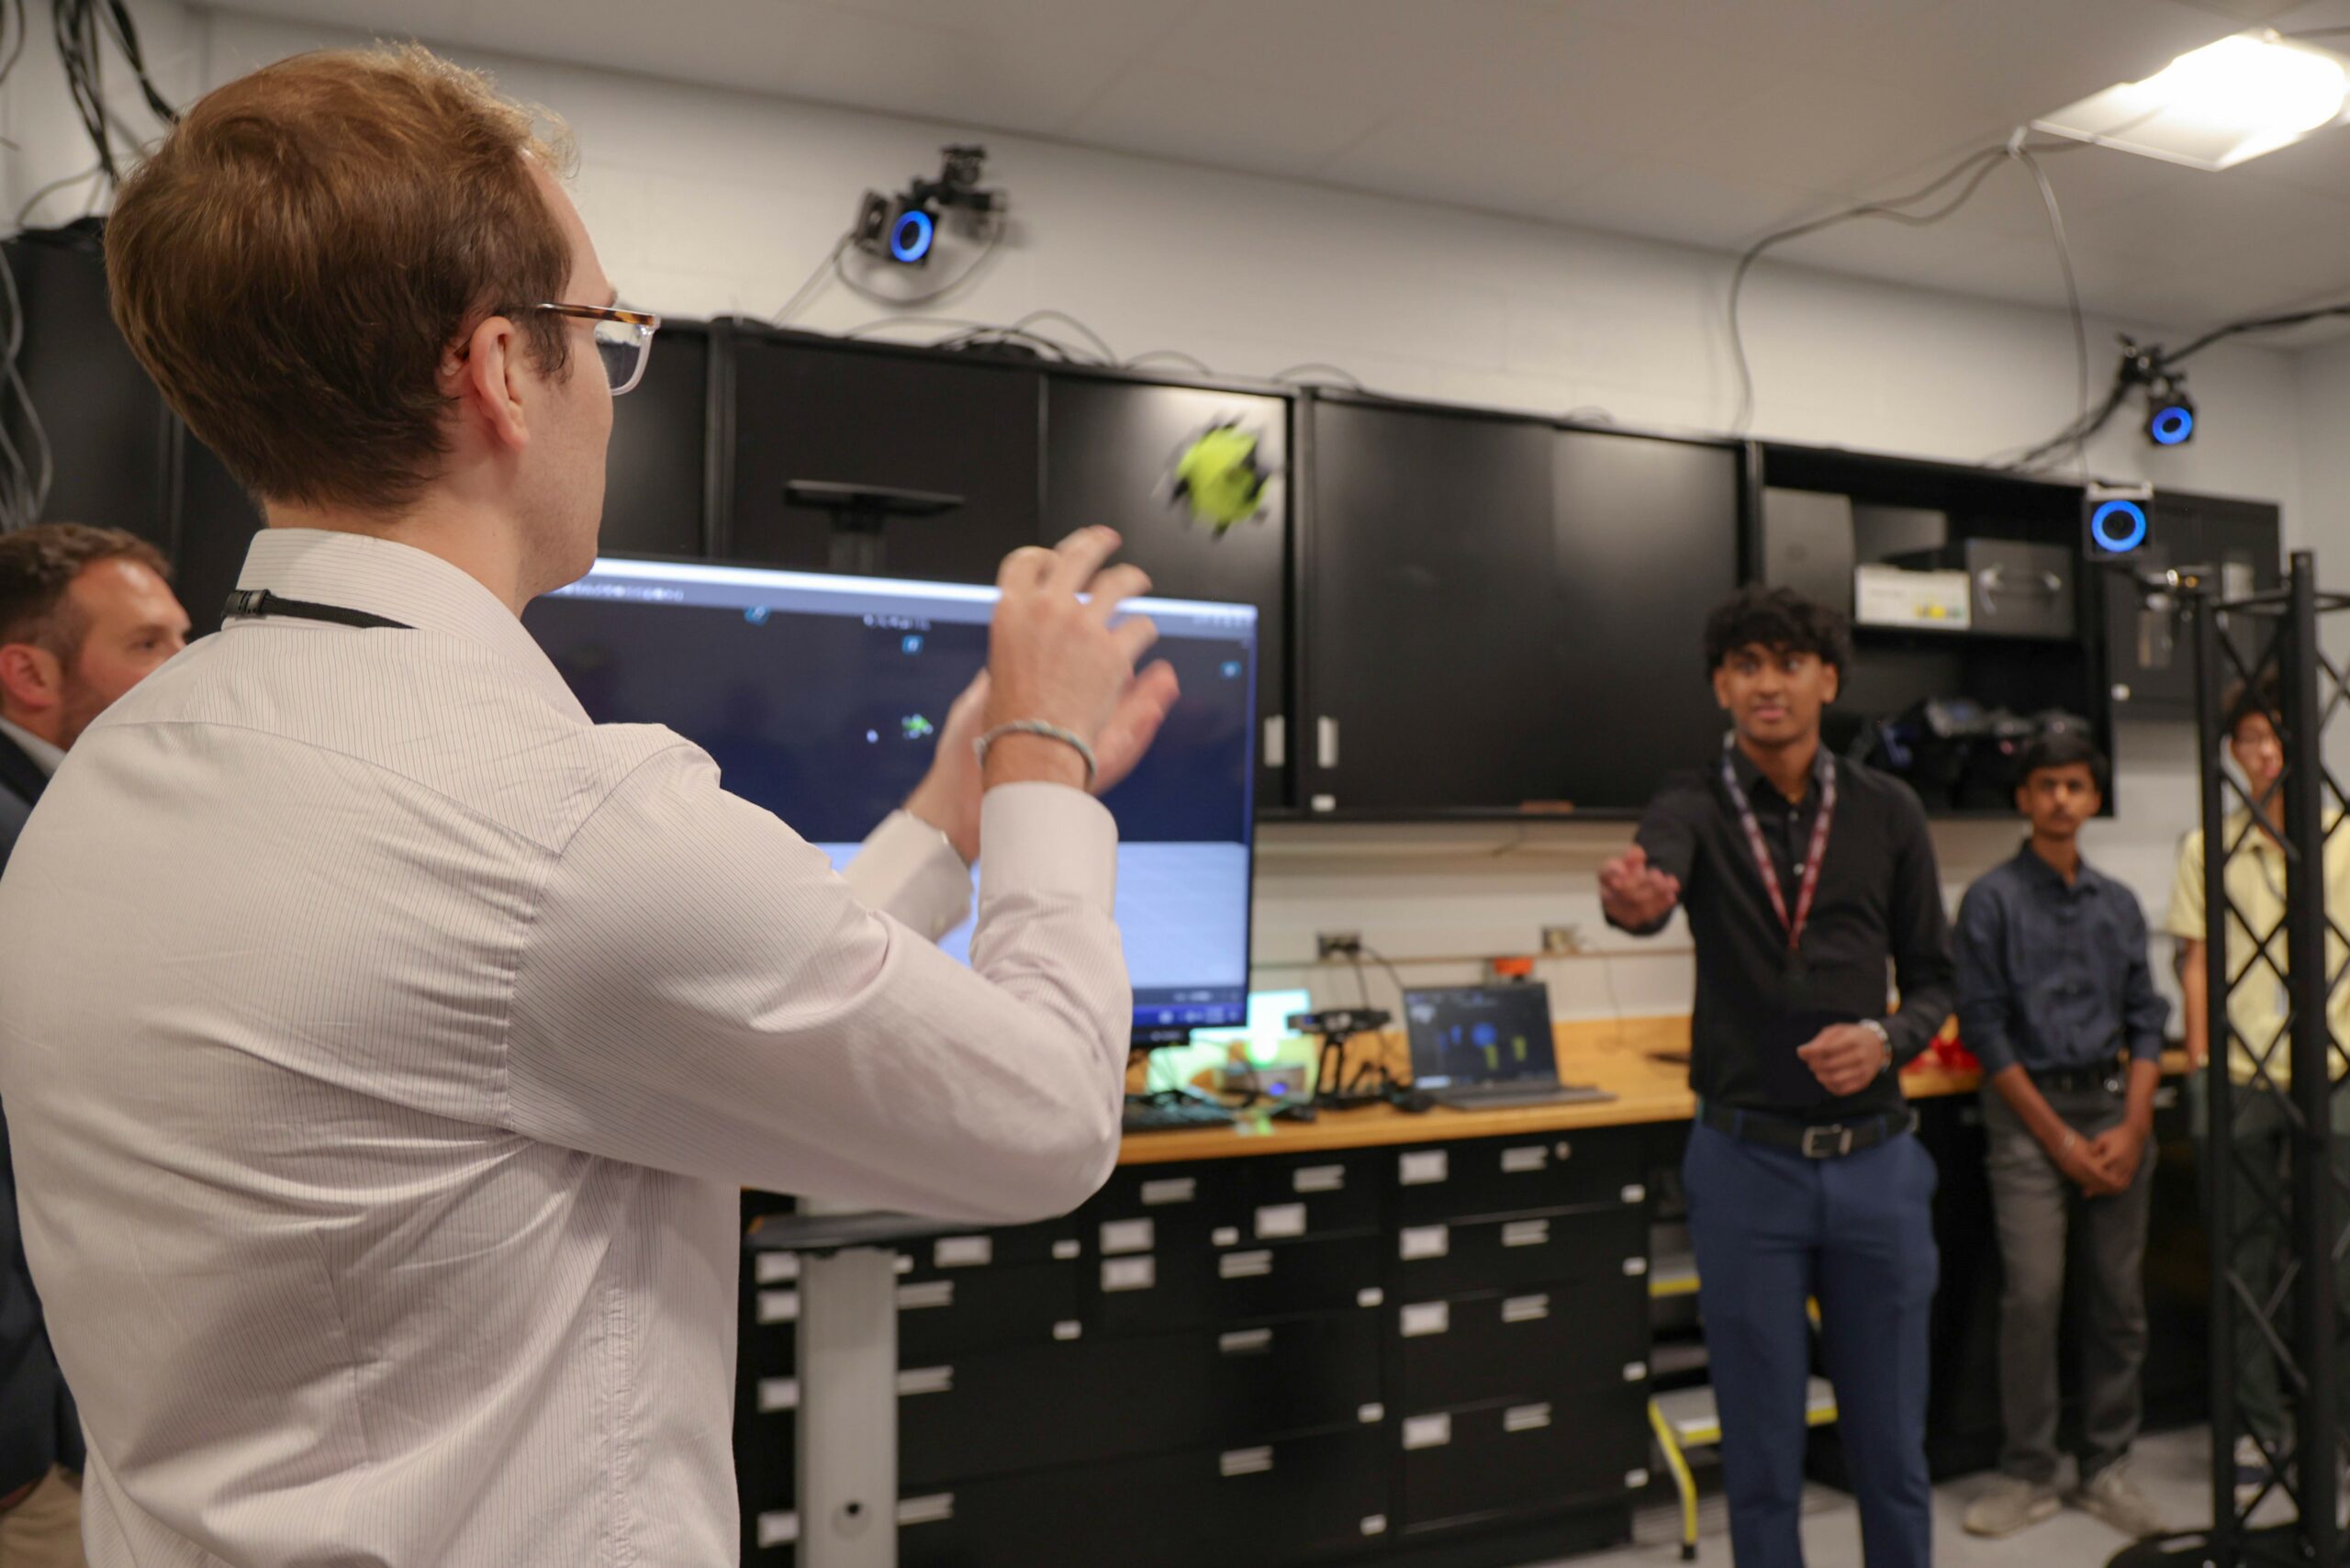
[1953,733,2167,1542]
[1602,585,1954,1568]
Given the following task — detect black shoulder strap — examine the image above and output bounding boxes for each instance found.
[222,588,411,631]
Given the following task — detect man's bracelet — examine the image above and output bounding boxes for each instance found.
[974,720,1098,788]
[1860,1017,1893,1071]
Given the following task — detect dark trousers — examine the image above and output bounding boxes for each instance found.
[1980,1084,2153,1486]
[1684,1119,1940,1568]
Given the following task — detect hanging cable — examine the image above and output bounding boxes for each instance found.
[1727,132,2086,436]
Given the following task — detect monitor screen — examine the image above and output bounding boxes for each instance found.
[523,556,1258,1032]
[1404,985,1557,1090]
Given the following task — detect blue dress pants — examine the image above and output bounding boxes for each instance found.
[1683,1117,1941,1568]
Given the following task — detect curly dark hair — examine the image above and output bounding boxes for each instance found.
[1702,584,1852,674]
[2016,730,2108,794]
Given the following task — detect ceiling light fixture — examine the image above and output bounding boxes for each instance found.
[2032,32,2349,170]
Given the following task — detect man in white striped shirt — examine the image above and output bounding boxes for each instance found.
[0,45,1177,1568]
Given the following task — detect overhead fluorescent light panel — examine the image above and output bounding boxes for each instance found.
[2033,31,2349,170]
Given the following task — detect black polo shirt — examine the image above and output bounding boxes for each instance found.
[1613,746,1956,1123]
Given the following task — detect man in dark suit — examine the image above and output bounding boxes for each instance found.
[0,523,187,1566]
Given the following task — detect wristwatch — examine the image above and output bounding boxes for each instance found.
[1860,1018,1894,1073]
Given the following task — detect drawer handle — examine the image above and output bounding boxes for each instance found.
[1293,1163,1346,1193]
[756,1288,800,1325]
[1102,1256,1156,1293]
[1623,1361,1649,1383]
[1627,1467,1652,1490]
[1502,1220,1550,1249]
[1399,1149,1449,1186]
[1501,1145,1549,1173]
[1102,1218,1154,1256]
[1623,1256,1650,1276]
[896,1281,954,1312]
[1505,1403,1553,1433]
[1501,1294,1550,1324]
[1264,716,1287,768]
[1358,1286,1385,1308]
[1213,1226,1241,1249]
[1400,1301,1450,1338]
[1220,1249,1274,1280]
[1142,1177,1197,1206]
[1361,1515,1389,1536]
[1256,1203,1306,1239]
[754,1251,800,1284]
[755,1511,800,1549]
[1054,1320,1082,1341]
[1052,1238,1080,1261]
[756,1377,800,1414]
[1358,1402,1385,1424]
[1220,1328,1275,1355]
[1221,1446,1275,1477]
[933,1236,990,1269]
[1400,1225,1449,1260]
[1403,1413,1452,1450]
[1317,716,1340,769]
[897,1366,954,1398]
[897,1495,956,1527]
[1621,1183,1648,1204]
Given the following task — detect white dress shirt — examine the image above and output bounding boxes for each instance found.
[0,529,1130,1568]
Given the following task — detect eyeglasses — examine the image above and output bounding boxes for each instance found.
[535,302,663,396]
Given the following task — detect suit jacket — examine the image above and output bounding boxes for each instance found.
[0,732,80,1488]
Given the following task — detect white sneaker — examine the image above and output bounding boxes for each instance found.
[2076,1463,2169,1540]
[1963,1475,2061,1538]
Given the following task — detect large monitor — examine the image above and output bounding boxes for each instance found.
[522,556,1258,1034]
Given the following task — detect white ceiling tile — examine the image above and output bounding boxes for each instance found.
[207,0,2350,335]
[1553,155,1840,250]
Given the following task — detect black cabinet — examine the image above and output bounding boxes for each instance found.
[1045,375,1291,806]
[1553,431,1742,808]
[601,321,710,559]
[2101,488,2280,719]
[726,331,1041,579]
[1304,398,1746,817]
[176,438,264,636]
[3,227,174,547]
[1304,400,1565,814]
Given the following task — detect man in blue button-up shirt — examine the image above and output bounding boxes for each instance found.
[1953,732,2169,1544]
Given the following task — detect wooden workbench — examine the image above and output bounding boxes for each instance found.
[1118,1014,2009,1165]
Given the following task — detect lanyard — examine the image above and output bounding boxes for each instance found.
[1719,741,1837,954]
[222,588,411,631]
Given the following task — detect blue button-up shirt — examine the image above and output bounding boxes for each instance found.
[1955,842,2169,1077]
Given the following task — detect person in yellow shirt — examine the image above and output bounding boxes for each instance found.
[2167,672,2350,1507]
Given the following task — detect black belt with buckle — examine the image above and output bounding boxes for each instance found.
[2028,1058,2124,1095]
[1698,1101,1919,1160]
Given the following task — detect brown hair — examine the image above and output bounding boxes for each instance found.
[0,524,173,661]
[105,46,576,514]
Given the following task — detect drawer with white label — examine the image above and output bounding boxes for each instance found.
[1393,1129,1645,1225]
[1095,1232,1385,1335]
[1388,1204,1646,1298]
[1392,1279,1650,1411]
[879,1426,1391,1568]
[1399,1385,1650,1533]
[1237,1151,1379,1238]
[1082,1163,1242,1251]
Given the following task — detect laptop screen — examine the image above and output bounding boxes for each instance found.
[1404,985,1559,1091]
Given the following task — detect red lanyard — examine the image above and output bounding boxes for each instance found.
[1719,746,1837,954]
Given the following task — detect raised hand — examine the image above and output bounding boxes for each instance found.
[1600,845,1682,929]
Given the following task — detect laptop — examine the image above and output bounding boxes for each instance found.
[1403,983,1613,1110]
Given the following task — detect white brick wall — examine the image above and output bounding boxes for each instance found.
[5,4,2318,1025]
